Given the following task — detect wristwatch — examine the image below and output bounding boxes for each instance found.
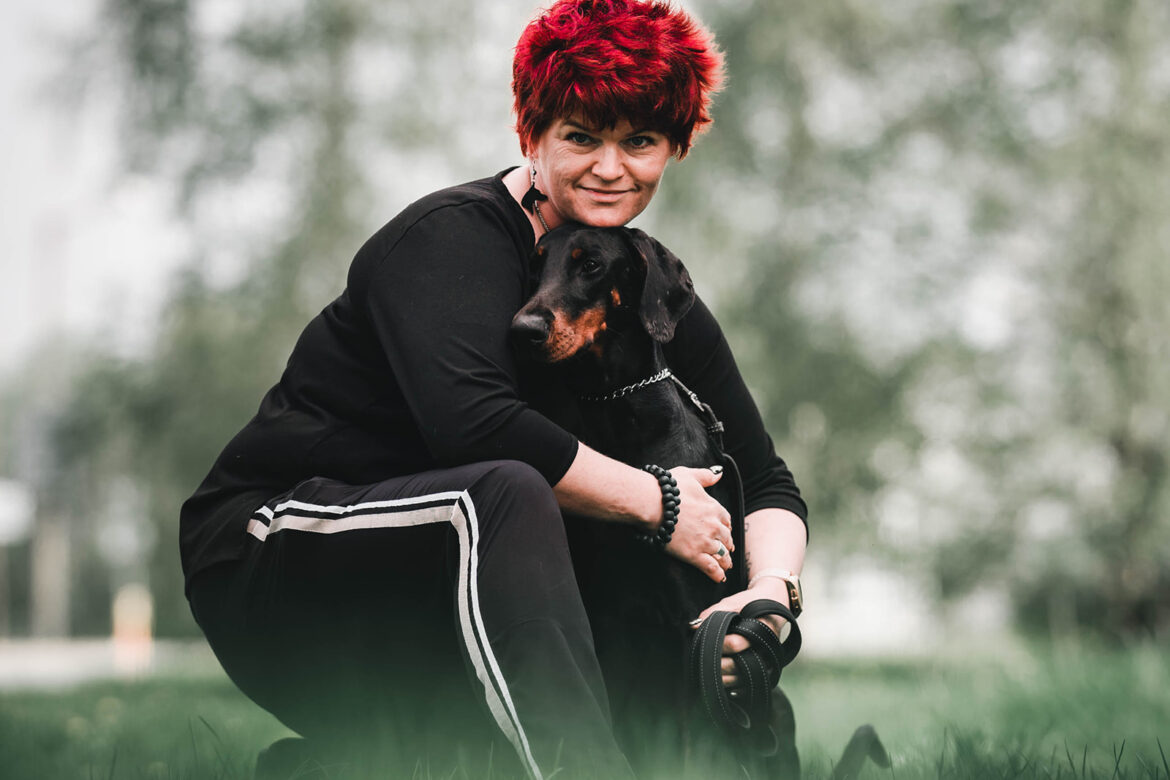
[747,569,803,618]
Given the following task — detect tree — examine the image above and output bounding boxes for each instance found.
[654,0,1170,638]
[47,0,535,634]
[31,0,1170,639]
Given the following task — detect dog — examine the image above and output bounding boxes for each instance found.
[511,225,720,470]
[509,223,734,621]
[510,224,760,770]
[511,224,888,780]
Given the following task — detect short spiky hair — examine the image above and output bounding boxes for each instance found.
[512,0,724,159]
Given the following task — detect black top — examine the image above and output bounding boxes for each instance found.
[179,169,807,587]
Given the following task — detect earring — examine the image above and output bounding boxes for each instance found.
[523,160,548,208]
[524,159,550,232]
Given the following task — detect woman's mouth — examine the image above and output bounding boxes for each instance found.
[582,187,629,203]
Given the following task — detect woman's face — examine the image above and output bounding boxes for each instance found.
[531,117,673,229]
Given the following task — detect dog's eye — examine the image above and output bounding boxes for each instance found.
[580,258,602,275]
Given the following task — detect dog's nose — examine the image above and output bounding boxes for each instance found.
[510,309,552,347]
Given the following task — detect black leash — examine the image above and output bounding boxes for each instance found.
[667,372,749,591]
[690,599,802,755]
[666,376,804,752]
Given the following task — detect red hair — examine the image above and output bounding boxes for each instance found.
[512,0,724,159]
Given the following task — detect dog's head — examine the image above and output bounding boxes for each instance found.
[511,225,695,363]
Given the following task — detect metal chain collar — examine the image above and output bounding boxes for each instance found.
[578,368,674,402]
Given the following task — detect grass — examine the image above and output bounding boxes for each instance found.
[785,641,1170,779]
[0,641,1166,779]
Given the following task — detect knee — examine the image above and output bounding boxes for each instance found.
[463,460,567,545]
[472,459,558,512]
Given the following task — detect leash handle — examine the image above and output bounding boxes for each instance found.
[736,599,801,669]
[690,598,801,753]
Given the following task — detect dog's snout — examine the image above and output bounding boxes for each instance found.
[510,309,552,346]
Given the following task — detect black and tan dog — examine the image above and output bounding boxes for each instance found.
[509,224,735,613]
[511,225,719,472]
[510,224,752,769]
[511,224,888,780]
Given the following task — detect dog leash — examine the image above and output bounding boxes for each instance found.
[667,372,726,447]
[691,598,802,755]
[667,374,804,754]
[665,372,750,591]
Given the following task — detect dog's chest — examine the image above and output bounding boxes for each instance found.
[572,383,733,625]
[577,384,718,469]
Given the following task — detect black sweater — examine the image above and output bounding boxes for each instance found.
[179,169,807,587]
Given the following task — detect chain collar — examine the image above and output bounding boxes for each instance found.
[579,368,674,402]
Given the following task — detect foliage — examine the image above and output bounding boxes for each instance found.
[653,0,1170,638]
[7,0,1167,637]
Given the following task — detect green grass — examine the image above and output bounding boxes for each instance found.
[0,642,1167,779]
[784,642,1170,779]
[0,676,288,779]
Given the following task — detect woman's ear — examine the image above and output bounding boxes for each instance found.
[624,228,695,342]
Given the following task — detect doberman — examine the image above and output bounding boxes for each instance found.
[509,224,733,623]
[510,224,784,773]
[511,224,716,472]
[510,224,889,780]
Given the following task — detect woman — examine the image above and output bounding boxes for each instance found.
[180,1,807,778]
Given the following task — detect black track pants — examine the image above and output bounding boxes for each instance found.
[187,460,635,780]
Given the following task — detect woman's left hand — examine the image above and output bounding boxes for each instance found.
[690,579,791,690]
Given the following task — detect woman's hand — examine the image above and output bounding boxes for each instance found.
[662,466,734,583]
[690,579,791,690]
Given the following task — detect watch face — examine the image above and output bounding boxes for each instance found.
[786,578,803,617]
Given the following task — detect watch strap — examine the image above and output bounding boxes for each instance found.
[747,569,803,617]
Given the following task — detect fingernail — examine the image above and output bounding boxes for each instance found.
[689,618,703,627]
[710,465,723,475]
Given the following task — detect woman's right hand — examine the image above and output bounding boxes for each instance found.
[663,466,734,582]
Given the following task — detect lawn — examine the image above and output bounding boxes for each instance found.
[0,642,1166,779]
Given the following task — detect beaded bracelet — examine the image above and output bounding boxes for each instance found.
[635,464,680,548]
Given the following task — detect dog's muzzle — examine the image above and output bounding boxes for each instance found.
[510,309,552,349]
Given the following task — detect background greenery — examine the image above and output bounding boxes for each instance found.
[1,0,1167,641]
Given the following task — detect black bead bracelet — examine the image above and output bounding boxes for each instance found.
[635,464,680,548]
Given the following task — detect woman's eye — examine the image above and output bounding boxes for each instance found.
[626,135,655,149]
[567,131,594,145]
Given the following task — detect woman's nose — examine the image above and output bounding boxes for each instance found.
[591,144,624,180]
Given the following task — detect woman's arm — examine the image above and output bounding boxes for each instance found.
[660,296,809,684]
[554,443,738,583]
[692,507,806,622]
[692,506,807,687]
[744,507,807,593]
[662,297,808,526]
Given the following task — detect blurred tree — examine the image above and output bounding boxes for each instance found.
[653,0,1169,639]
[46,0,532,635]
[24,0,1169,640]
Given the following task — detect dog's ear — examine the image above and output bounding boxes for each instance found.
[625,228,695,342]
